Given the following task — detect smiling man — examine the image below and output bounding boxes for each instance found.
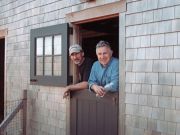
[88,40,119,97]
[63,44,94,98]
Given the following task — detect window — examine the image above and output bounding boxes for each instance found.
[30,23,69,86]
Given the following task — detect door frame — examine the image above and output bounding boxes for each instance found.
[0,29,7,123]
[66,1,126,135]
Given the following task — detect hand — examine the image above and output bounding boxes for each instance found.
[92,84,105,97]
[63,87,70,99]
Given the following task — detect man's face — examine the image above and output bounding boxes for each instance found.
[70,52,84,65]
[96,46,112,66]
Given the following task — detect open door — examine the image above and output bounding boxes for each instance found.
[0,38,5,123]
[70,17,119,135]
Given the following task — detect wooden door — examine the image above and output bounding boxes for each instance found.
[70,90,118,135]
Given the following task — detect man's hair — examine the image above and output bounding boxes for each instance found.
[96,40,113,56]
[96,40,111,49]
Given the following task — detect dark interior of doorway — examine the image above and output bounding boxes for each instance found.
[0,38,4,123]
[80,17,119,61]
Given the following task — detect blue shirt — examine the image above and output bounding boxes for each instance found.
[88,57,119,92]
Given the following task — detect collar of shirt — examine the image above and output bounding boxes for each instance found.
[100,57,113,68]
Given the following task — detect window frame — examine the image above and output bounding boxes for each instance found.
[30,23,69,86]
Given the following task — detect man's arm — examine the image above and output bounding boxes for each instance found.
[66,81,88,91]
[88,63,97,91]
[88,63,106,96]
[63,81,88,99]
[104,60,119,92]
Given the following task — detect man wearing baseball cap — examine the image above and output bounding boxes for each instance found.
[63,44,94,98]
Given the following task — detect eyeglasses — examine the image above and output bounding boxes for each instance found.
[96,40,111,49]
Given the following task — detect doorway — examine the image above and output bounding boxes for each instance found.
[0,38,5,123]
[70,17,119,135]
[80,17,119,60]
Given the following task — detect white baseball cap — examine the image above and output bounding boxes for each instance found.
[69,44,82,56]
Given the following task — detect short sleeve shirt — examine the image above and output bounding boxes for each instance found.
[78,57,94,82]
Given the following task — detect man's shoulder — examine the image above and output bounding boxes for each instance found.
[112,57,119,64]
[112,57,119,61]
[88,60,99,70]
[85,57,94,62]
[92,60,99,66]
[84,57,94,66]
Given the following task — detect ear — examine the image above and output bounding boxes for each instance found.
[82,52,84,56]
[111,50,113,56]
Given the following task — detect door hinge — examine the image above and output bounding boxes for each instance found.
[69,27,73,35]
[113,97,117,105]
